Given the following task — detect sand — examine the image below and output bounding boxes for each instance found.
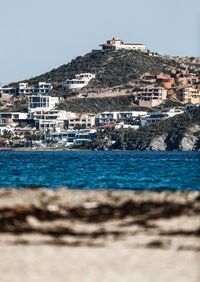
[0,189,199,282]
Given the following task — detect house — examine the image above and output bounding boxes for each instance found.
[46,129,96,146]
[141,73,157,83]
[134,86,167,107]
[18,83,33,95]
[178,87,200,104]
[0,112,28,125]
[95,112,118,125]
[141,73,174,89]
[62,73,95,90]
[141,108,183,125]
[95,111,148,126]
[27,94,60,112]
[68,113,95,129]
[19,82,53,95]
[30,110,71,131]
[36,82,53,94]
[0,87,17,95]
[156,74,174,89]
[100,37,146,52]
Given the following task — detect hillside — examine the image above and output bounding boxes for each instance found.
[91,107,200,151]
[20,50,181,88]
[57,95,150,113]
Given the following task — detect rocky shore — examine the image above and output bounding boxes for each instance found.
[0,189,200,282]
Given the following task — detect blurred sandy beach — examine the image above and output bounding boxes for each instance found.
[0,189,199,282]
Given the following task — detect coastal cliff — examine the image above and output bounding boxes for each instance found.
[91,107,200,151]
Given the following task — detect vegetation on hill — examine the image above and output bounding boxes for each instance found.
[57,95,150,113]
[19,50,181,88]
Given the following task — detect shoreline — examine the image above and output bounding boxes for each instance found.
[0,147,200,152]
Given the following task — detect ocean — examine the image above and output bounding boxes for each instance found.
[0,151,199,190]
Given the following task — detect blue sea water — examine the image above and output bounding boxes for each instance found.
[0,151,199,190]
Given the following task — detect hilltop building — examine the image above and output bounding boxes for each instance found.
[100,37,146,52]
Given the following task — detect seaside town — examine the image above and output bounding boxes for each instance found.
[0,37,200,149]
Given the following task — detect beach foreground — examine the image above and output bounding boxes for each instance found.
[0,189,200,282]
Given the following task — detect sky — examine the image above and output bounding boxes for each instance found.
[0,0,199,85]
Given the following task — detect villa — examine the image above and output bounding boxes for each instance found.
[19,82,53,95]
[30,110,72,131]
[27,94,60,112]
[141,108,184,125]
[100,37,146,52]
[62,73,95,90]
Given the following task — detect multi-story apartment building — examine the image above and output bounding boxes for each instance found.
[68,113,95,129]
[179,87,200,104]
[19,82,53,95]
[28,94,59,112]
[134,86,167,107]
[141,108,184,125]
[95,111,148,126]
[30,110,71,131]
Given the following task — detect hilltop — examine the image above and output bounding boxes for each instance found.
[19,50,181,88]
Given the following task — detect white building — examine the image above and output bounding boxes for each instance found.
[28,94,59,112]
[19,82,53,95]
[0,87,17,95]
[62,73,95,90]
[18,83,33,95]
[46,129,96,146]
[30,110,72,131]
[0,112,28,125]
[100,37,146,52]
[68,113,95,129]
[37,82,53,94]
[95,111,148,126]
[141,108,183,125]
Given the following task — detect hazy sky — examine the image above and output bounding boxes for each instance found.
[0,0,199,85]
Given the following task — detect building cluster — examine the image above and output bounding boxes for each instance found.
[131,68,200,107]
[0,37,199,148]
[0,104,187,148]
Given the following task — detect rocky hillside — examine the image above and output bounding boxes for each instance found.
[91,107,200,151]
[18,50,181,88]
[122,107,200,151]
